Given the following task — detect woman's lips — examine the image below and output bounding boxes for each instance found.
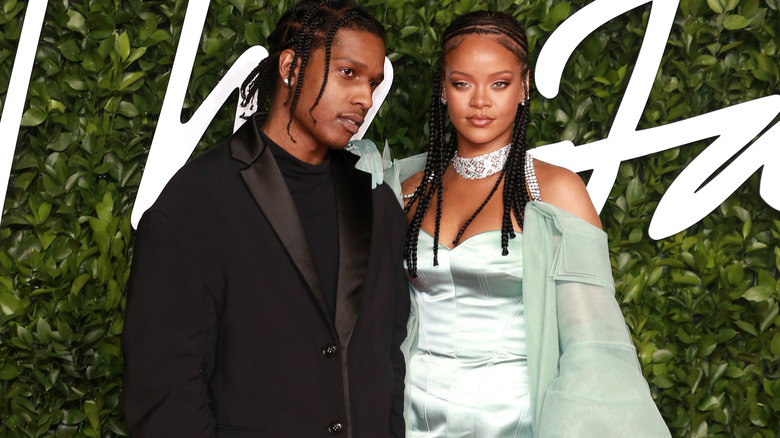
[467,116,493,127]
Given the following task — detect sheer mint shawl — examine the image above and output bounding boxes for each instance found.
[367,147,670,437]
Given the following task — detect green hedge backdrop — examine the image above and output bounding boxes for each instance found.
[1,0,779,436]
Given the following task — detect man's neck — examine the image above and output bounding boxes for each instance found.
[262,111,328,165]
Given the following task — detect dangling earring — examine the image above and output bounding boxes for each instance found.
[440,90,447,105]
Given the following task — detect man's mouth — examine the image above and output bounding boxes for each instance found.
[339,114,364,134]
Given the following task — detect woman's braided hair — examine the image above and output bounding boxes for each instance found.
[404,11,532,277]
[240,0,385,142]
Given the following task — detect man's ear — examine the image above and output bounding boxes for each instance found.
[278,48,297,87]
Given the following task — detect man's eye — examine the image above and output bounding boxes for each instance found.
[369,81,379,90]
[341,68,354,76]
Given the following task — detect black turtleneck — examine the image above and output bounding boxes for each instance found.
[262,132,339,317]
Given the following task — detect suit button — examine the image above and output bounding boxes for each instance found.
[328,421,344,435]
[322,343,338,358]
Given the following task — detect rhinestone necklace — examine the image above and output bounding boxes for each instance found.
[452,144,511,180]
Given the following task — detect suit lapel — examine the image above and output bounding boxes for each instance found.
[331,152,372,348]
[231,117,333,328]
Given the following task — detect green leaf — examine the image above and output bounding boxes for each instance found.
[119,71,145,90]
[20,107,47,127]
[117,31,131,61]
[61,409,87,425]
[84,400,100,432]
[707,0,724,13]
[697,333,718,357]
[723,14,751,29]
[698,395,721,411]
[652,349,675,363]
[66,9,87,35]
[37,318,52,343]
[0,291,22,315]
[48,132,72,152]
[735,320,758,337]
[60,39,81,62]
[126,47,147,65]
[743,285,774,302]
[3,0,18,14]
[118,101,139,117]
[547,2,571,25]
[71,274,90,295]
[716,328,738,343]
[38,202,52,222]
[0,363,20,380]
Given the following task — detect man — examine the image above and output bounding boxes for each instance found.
[121,1,409,436]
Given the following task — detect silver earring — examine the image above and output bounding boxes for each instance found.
[440,95,447,105]
[283,78,291,87]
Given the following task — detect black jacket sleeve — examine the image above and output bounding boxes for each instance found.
[389,237,411,436]
[122,210,217,437]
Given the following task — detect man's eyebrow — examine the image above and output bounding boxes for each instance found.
[334,56,367,69]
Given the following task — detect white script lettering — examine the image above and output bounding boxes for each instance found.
[0,0,775,238]
[532,0,780,239]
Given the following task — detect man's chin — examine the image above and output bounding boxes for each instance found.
[322,133,354,150]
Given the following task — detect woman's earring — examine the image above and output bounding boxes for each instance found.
[440,94,447,105]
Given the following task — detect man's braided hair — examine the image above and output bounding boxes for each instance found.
[240,0,385,142]
[403,11,532,277]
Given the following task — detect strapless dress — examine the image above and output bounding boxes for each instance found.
[406,230,533,438]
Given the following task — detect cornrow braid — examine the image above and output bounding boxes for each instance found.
[285,15,325,141]
[403,58,456,274]
[239,0,385,141]
[404,11,533,277]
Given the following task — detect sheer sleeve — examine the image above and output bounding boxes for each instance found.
[523,202,670,437]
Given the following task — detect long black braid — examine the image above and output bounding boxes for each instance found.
[404,11,533,277]
[239,0,385,142]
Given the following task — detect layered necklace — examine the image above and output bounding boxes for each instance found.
[451,143,511,180]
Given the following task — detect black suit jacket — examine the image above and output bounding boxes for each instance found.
[122,116,410,437]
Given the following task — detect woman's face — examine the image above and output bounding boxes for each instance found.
[443,35,527,156]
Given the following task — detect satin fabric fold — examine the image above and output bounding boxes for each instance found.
[387,152,670,437]
[406,231,533,437]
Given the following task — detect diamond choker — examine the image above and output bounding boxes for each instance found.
[452,144,511,180]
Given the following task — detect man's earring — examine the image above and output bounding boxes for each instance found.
[283,78,291,87]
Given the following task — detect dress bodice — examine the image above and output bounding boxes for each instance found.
[406,230,532,438]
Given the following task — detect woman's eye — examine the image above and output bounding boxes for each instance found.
[451,81,469,89]
[493,81,510,89]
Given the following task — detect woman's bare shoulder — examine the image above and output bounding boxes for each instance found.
[533,159,602,229]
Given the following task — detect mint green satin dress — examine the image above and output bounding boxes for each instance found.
[345,141,670,438]
[406,231,533,437]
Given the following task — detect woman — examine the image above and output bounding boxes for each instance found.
[384,11,670,437]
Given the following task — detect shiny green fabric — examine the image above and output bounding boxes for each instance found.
[383,151,670,437]
[406,230,533,437]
